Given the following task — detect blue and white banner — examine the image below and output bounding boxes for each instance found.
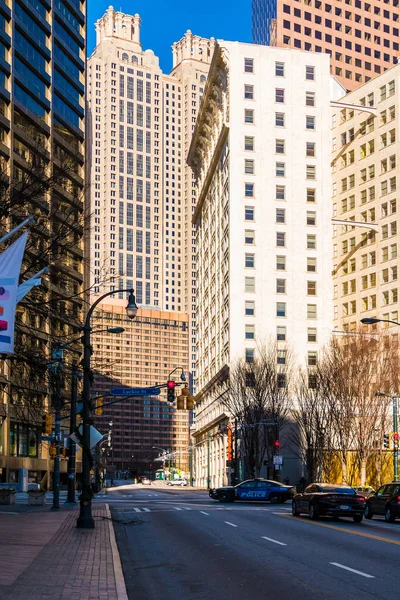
[0,232,28,353]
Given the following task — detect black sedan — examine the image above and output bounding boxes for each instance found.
[209,478,296,503]
[292,483,366,522]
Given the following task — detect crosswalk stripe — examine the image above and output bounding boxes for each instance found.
[133,507,141,512]
[142,508,151,512]
[174,507,182,511]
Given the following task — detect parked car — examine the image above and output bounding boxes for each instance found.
[167,479,188,486]
[209,479,296,504]
[364,482,400,522]
[353,486,375,497]
[292,483,366,522]
[142,478,151,485]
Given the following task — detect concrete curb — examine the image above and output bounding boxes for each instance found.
[106,503,129,600]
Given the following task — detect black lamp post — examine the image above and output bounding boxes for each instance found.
[77,289,138,529]
[361,317,400,327]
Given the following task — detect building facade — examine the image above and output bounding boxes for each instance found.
[188,42,334,488]
[92,307,190,474]
[0,0,85,487]
[252,0,400,91]
[332,63,400,334]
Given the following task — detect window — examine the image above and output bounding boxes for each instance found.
[245,136,254,151]
[245,253,255,268]
[276,255,286,270]
[276,162,285,177]
[307,188,316,202]
[276,185,285,200]
[244,58,254,73]
[307,235,316,249]
[245,109,254,123]
[275,62,285,77]
[306,115,315,130]
[277,278,286,293]
[277,302,286,317]
[245,159,255,174]
[275,112,285,127]
[307,211,316,225]
[245,183,254,197]
[276,139,285,154]
[277,232,286,246]
[245,277,255,292]
[245,324,255,339]
[307,257,317,272]
[307,281,317,295]
[306,165,316,179]
[245,300,255,316]
[245,206,254,221]
[308,327,317,342]
[308,351,318,366]
[306,142,316,157]
[276,208,285,223]
[275,88,285,103]
[277,326,286,341]
[306,65,315,80]
[307,304,317,318]
[244,84,254,99]
[245,230,255,244]
[277,350,286,365]
[306,92,315,106]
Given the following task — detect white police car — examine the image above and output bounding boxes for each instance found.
[209,478,295,504]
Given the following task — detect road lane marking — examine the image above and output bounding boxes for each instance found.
[142,508,151,512]
[224,521,238,528]
[330,563,375,579]
[183,507,191,511]
[133,507,141,512]
[278,514,400,547]
[262,536,287,546]
[200,511,209,516]
[174,507,182,511]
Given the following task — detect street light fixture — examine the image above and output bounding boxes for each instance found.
[77,288,138,529]
[361,317,400,327]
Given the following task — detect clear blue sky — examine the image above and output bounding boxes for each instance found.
[87,0,252,72]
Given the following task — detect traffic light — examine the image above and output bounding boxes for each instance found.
[393,433,399,450]
[384,433,390,449]
[177,394,185,410]
[95,396,103,416]
[49,444,56,458]
[44,414,52,435]
[274,440,280,454]
[42,414,47,434]
[167,380,176,403]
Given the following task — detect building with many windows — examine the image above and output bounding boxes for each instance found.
[188,42,334,487]
[332,63,400,334]
[252,0,400,91]
[0,0,86,487]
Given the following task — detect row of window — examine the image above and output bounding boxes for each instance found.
[244,58,316,81]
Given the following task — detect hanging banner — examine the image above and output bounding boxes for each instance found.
[0,232,28,353]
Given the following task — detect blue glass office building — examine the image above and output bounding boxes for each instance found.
[0,1,86,483]
[252,0,276,45]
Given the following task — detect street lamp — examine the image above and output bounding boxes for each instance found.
[77,288,138,529]
[361,317,400,327]
[376,391,399,482]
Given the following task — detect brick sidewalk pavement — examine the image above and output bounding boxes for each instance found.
[0,504,127,600]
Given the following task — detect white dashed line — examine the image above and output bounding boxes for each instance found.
[261,536,287,546]
[224,521,238,528]
[200,511,209,516]
[142,508,151,512]
[174,507,182,511]
[133,507,141,512]
[183,507,191,511]
[330,563,375,579]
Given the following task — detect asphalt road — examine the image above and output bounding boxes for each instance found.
[110,485,400,600]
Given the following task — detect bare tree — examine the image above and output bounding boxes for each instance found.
[222,342,293,479]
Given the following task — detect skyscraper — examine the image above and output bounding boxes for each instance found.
[0,0,86,485]
[252,0,400,90]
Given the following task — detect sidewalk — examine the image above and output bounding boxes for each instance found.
[0,504,127,600]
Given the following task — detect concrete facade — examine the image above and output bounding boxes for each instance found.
[188,42,334,488]
[253,0,400,91]
[332,63,400,334]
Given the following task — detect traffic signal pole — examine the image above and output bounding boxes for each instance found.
[393,395,398,482]
[66,366,78,504]
[50,346,63,511]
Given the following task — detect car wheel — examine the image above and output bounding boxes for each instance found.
[353,514,363,523]
[218,492,231,503]
[364,505,373,520]
[385,506,396,523]
[292,502,301,516]
[269,494,281,504]
[309,503,319,520]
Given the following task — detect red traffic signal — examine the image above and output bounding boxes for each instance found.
[394,433,399,448]
[274,440,280,448]
[167,380,176,403]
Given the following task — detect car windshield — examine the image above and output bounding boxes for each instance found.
[319,485,356,494]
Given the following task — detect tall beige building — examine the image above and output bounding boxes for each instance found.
[331,63,400,333]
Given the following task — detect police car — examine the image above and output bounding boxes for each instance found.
[209,478,296,504]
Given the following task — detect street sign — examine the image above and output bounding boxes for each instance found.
[109,387,161,396]
[273,455,283,466]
